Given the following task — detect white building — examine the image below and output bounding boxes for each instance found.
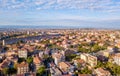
[39,51,44,58]
[80,53,97,68]
[27,31,30,35]
[80,53,88,62]
[52,51,65,65]
[2,40,5,46]
[18,50,27,58]
[94,68,111,76]
[113,53,120,66]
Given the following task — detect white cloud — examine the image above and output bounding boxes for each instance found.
[35,0,46,5]
[8,3,25,9]
[0,0,120,12]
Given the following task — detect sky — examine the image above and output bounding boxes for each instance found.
[0,0,120,28]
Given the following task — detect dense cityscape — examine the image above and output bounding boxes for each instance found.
[0,0,120,76]
[0,29,120,76]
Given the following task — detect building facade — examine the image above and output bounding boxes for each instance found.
[18,50,27,58]
[17,61,29,74]
[80,53,97,68]
[113,53,120,66]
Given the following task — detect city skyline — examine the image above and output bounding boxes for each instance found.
[0,0,120,28]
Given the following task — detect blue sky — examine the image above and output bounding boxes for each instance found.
[0,0,120,27]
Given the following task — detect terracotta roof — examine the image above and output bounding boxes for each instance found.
[62,74,72,76]
[115,53,120,57]
[0,59,10,69]
[16,74,24,76]
[33,56,42,64]
[78,74,91,76]
[59,62,70,69]
[95,68,110,74]
[52,53,63,59]
[74,59,85,64]
[17,61,28,67]
[50,62,55,67]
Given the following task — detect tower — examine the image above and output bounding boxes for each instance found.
[27,31,30,35]
[2,40,5,46]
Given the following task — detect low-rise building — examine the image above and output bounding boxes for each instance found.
[0,59,11,70]
[50,67,62,76]
[73,58,85,68]
[52,51,65,65]
[80,53,88,62]
[17,61,29,74]
[33,56,42,71]
[94,68,111,76]
[78,74,92,76]
[97,50,114,57]
[113,53,120,66]
[39,51,44,58]
[58,62,74,74]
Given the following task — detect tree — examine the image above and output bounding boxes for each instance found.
[3,67,17,75]
[47,57,54,62]
[92,44,106,53]
[3,68,9,75]
[18,58,25,63]
[43,54,49,60]
[26,57,33,64]
[94,61,105,69]
[78,67,92,74]
[65,54,77,61]
[37,65,46,76]
[105,62,120,75]
[3,46,9,51]
[8,68,17,75]
[70,45,74,48]
[78,47,90,53]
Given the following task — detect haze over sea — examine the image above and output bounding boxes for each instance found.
[0,25,119,29]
